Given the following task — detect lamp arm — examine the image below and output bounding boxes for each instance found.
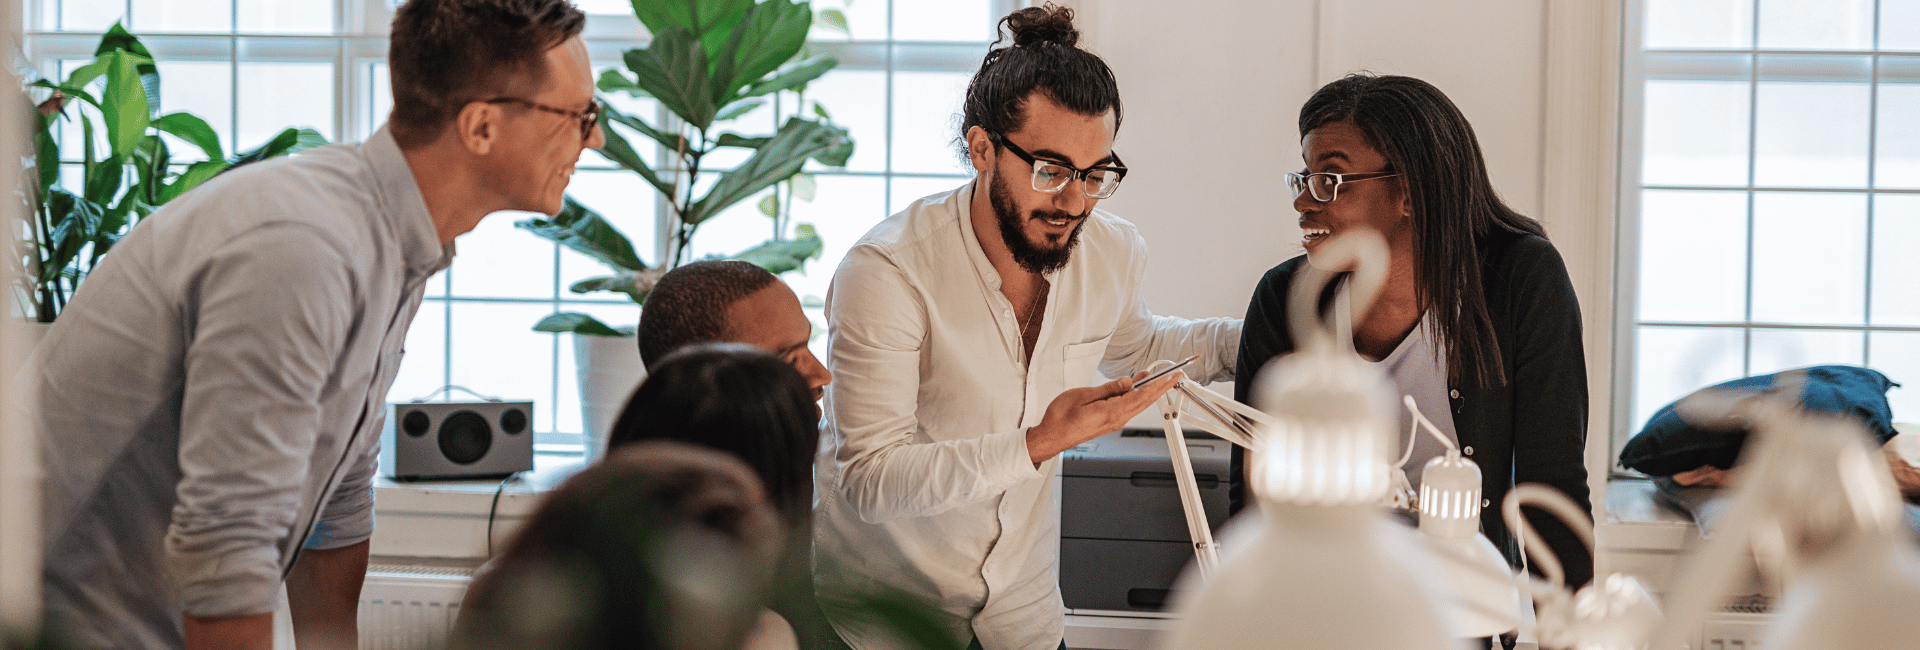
[1155,380,1221,580]
[1500,484,1597,593]
[1286,229,1390,353]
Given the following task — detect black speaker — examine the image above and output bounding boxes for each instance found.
[382,401,534,480]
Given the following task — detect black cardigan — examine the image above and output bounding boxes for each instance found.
[1232,230,1594,588]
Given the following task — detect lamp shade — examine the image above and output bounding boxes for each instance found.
[1418,453,1482,541]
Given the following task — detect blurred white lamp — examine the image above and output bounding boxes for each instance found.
[1402,395,1522,639]
[1159,230,1465,650]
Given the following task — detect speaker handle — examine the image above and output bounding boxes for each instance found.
[410,385,503,403]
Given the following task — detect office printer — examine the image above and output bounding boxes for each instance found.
[1060,428,1230,612]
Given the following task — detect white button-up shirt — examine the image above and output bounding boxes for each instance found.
[815,182,1240,650]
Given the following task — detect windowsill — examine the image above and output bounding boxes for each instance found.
[370,452,588,561]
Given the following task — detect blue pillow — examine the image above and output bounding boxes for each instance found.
[1618,365,1900,477]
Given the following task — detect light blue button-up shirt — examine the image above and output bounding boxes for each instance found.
[36,125,451,649]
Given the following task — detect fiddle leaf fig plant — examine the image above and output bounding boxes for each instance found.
[518,0,850,336]
[19,23,326,322]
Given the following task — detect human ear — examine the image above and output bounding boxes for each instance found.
[965,125,994,174]
[455,102,499,156]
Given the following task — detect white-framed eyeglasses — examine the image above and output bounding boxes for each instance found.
[1286,170,1400,203]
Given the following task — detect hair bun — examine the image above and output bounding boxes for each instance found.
[1004,3,1079,48]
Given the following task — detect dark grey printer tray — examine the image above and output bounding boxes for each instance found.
[1060,430,1230,542]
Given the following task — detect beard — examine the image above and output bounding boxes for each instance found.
[989,172,1085,275]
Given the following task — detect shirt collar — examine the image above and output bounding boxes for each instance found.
[363,125,455,277]
[956,179,1064,291]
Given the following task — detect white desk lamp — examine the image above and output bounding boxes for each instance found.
[1634,378,1920,650]
[1402,395,1524,639]
[1159,230,1466,650]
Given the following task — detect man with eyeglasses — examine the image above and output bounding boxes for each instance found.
[813,5,1240,650]
[35,1,600,649]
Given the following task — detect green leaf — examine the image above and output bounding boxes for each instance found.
[515,196,650,272]
[100,52,151,159]
[290,128,329,153]
[153,112,223,160]
[95,23,161,111]
[59,59,112,93]
[533,312,633,337]
[225,127,325,169]
[629,0,751,54]
[686,117,849,225]
[604,103,685,152]
[720,0,813,94]
[815,9,850,37]
[790,173,816,201]
[159,160,229,203]
[568,270,663,304]
[814,134,854,167]
[713,97,765,123]
[592,124,675,197]
[624,29,719,130]
[728,227,823,274]
[742,56,837,98]
[83,156,124,207]
[43,189,104,275]
[597,69,649,97]
[714,132,770,149]
[34,118,60,198]
[757,193,778,218]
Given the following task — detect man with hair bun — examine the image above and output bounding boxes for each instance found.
[35,1,599,648]
[815,5,1240,649]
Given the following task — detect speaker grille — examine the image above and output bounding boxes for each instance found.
[437,410,492,465]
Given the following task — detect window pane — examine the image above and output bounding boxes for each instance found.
[448,302,557,438]
[1751,192,1867,324]
[1638,190,1748,322]
[369,62,392,134]
[596,91,659,168]
[236,61,333,148]
[1869,331,1920,420]
[238,0,334,34]
[1643,79,1750,186]
[686,192,779,262]
[448,211,557,299]
[1754,58,1872,188]
[802,69,886,173]
[890,70,971,175]
[154,60,234,157]
[889,175,967,215]
[894,0,992,42]
[702,95,781,172]
[58,0,127,32]
[1873,195,1920,326]
[387,300,449,406]
[782,174,888,305]
[1876,67,1920,189]
[1633,326,1747,433]
[132,0,230,32]
[812,0,888,41]
[1886,0,1920,51]
[1758,0,1875,50]
[1750,328,1865,374]
[1644,0,1753,49]
[560,169,659,290]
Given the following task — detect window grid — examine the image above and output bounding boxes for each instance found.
[1619,0,1919,464]
[23,0,1001,449]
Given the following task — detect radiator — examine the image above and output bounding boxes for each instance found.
[357,563,474,650]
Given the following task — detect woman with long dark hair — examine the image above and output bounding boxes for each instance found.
[606,342,842,649]
[1235,73,1593,588]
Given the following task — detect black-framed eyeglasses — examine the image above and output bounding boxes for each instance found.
[485,97,601,140]
[988,131,1128,199]
[1285,170,1400,203]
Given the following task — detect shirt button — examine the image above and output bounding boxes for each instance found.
[1462,446,1474,456]
[1482,498,1492,508]
[1449,389,1461,399]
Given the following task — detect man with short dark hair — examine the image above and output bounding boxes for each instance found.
[638,260,832,402]
[814,5,1240,650]
[35,1,598,648]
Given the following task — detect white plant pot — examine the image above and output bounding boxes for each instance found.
[573,333,645,463]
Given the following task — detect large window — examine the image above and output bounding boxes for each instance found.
[22,0,1008,448]
[1620,0,1920,459]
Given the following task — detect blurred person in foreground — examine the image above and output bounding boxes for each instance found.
[452,441,786,650]
[34,0,601,647]
[608,343,845,649]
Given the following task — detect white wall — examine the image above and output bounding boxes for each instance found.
[1064,0,1622,513]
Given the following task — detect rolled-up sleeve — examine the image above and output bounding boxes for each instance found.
[168,224,355,618]
[1098,232,1241,384]
[826,244,1041,524]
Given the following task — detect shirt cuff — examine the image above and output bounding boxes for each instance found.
[983,427,1046,485]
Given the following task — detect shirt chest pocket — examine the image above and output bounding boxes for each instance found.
[1062,335,1111,388]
